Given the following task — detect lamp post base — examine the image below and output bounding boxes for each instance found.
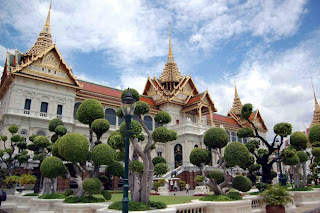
[279,174,287,186]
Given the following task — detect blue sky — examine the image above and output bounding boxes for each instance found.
[0,0,320,140]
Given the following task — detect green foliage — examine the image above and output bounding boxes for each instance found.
[49,118,64,132]
[241,103,253,120]
[91,119,110,139]
[108,201,166,211]
[11,135,21,142]
[152,156,167,166]
[179,180,186,187]
[257,148,269,157]
[200,193,242,201]
[271,171,277,179]
[256,182,267,191]
[116,108,124,119]
[108,134,125,150]
[64,189,74,197]
[288,187,313,191]
[115,152,125,161]
[51,134,59,143]
[309,124,320,144]
[312,141,320,147]
[0,135,7,142]
[102,190,112,200]
[312,147,320,157]
[83,178,102,194]
[273,122,292,137]
[137,133,145,142]
[290,131,308,150]
[20,174,36,185]
[52,138,62,157]
[246,140,260,152]
[107,161,124,177]
[296,151,308,162]
[224,142,250,167]
[284,148,296,158]
[153,181,161,190]
[64,196,105,203]
[38,193,65,199]
[283,154,300,165]
[154,163,168,176]
[152,127,176,143]
[314,156,320,163]
[5,175,20,187]
[120,120,142,139]
[8,125,18,134]
[232,176,252,192]
[194,175,203,183]
[204,127,228,149]
[154,111,171,124]
[40,156,66,178]
[260,185,293,205]
[206,170,224,184]
[34,136,50,148]
[129,161,144,174]
[76,99,105,126]
[121,88,140,102]
[4,148,13,155]
[134,101,150,115]
[55,125,67,136]
[28,134,37,142]
[237,128,254,138]
[58,133,89,162]
[99,175,109,184]
[91,144,115,165]
[189,148,209,167]
[249,164,261,172]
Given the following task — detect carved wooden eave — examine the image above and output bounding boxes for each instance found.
[252,109,268,131]
[228,109,268,132]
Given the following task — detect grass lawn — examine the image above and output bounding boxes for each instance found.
[96,193,196,205]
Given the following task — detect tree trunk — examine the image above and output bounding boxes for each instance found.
[207,179,223,195]
[293,166,300,188]
[302,163,307,187]
[261,161,272,184]
[40,178,53,195]
[89,127,94,150]
[75,176,85,197]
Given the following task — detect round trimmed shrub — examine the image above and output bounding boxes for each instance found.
[154,163,168,176]
[241,103,252,120]
[115,152,125,161]
[4,148,13,154]
[102,190,111,200]
[120,120,142,139]
[312,141,320,147]
[152,127,171,143]
[206,170,224,184]
[237,128,254,138]
[49,118,64,132]
[34,136,50,148]
[116,108,124,119]
[91,119,110,139]
[154,111,171,124]
[92,144,115,165]
[274,122,292,137]
[283,154,300,165]
[314,156,320,164]
[1,135,7,142]
[55,125,67,136]
[121,88,140,102]
[52,138,62,157]
[40,156,66,178]
[224,142,250,167]
[296,151,308,162]
[152,156,167,166]
[245,140,260,152]
[134,101,150,115]
[189,148,209,167]
[312,147,320,157]
[83,178,102,194]
[232,176,252,192]
[11,135,21,142]
[290,131,308,150]
[257,148,269,157]
[108,134,125,149]
[204,128,228,149]
[8,125,18,134]
[107,161,124,177]
[58,133,89,162]
[309,124,320,144]
[76,99,105,126]
[249,164,261,172]
[129,161,144,174]
[28,134,37,142]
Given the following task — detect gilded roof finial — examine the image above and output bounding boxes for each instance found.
[45,0,52,27]
[168,22,174,60]
[311,78,320,128]
[231,80,242,116]
[312,78,319,107]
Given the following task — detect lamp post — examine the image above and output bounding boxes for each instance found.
[275,139,287,186]
[121,88,137,213]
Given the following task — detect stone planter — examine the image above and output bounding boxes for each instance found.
[195,199,252,213]
[158,186,169,196]
[1,195,17,213]
[23,183,35,190]
[15,194,36,213]
[193,186,209,195]
[291,190,320,207]
[3,188,16,195]
[29,198,64,213]
[53,202,110,213]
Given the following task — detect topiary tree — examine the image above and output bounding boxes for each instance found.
[109,92,176,203]
[82,178,102,196]
[154,163,168,176]
[91,119,110,145]
[190,127,252,195]
[238,103,292,184]
[232,176,252,192]
[308,124,320,185]
[152,156,167,166]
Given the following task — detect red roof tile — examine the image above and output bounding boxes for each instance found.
[187,95,201,105]
[210,114,238,125]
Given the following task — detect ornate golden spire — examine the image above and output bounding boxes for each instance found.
[311,79,320,128]
[160,22,183,85]
[26,0,53,56]
[231,81,242,116]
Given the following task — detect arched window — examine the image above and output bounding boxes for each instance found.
[226,131,230,142]
[238,136,242,143]
[37,130,46,136]
[194,144,199,148]
[144,116,153,131]
[243,138,248,144]
[174,144,183,168]
[20,129,28,143]
[105,108,116,125]
[73,102,81,119]
[231,132,237,142]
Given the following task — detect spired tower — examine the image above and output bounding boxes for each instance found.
[310,81,320,128]
[230,82,242,116]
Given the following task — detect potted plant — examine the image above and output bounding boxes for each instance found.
[260,185,293,213]
[153,181,161,192]
[20,174,37,190]
[194,175,204,186]
[179,180,186,191]
[4,175,20,194]
[157,179,166,187]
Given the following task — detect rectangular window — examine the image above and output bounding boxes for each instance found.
[157,152,162,157]
[57,104,63,115]
[176,120,179,124]
[40,102,48,113]
[24,99,31,110]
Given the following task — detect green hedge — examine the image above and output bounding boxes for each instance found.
[38,193,65,199]
[108,201,166,211]
[200,192,242,201]
[64,196,105,203]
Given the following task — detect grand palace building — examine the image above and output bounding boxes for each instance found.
[5,3,317,189]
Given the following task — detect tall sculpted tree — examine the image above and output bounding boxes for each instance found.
[189,127,252,195]
[109,89,176,203]
[237,103,292,184]
[308,124,320,185]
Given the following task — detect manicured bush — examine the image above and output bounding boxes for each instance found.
[245,140,260,152]
[40,156,66,178]
[190,148,209,167]
[232,176,252,192]
[58,133,89,162]
[237,128,254,138]
[0,135,7,142]
[108,201,166,211]
[20,174,37,185]
[290,131,308,150]
[241,103,252,120]
[82,178,102,194]
[152,127,171,142]
[49,118,64,132]
[107,161,124,177]
[34,136,50,148]
[108,134,125,150]
[200,193,242,201]
[101,190,111,200]
[260,185,293,206]
[152,156,167,166]
[312,147,320,157]
[76,99,105,125]
[148,201,167,209]
[256,182,267,191]
[309,124,320,144]
[296,151,308,162]
[51,134,59,143]
[154,163,168,176]
[194,175,203,183]
[91,143,115,165]
[55,125,67,136]
[8,125,18,134]
[283,154,300,165]
[257,148,269,157]
[129,161,144,174]
[134,101,150,115]
[204,128,228,149]
[11,135,21,142]
[154,111,171,124]
[52,138,62,157]
[64,189,74,197]
[249,164,261,172]
[64,196,105,203]
[91,119,110,139]
[224,142,250,167]
[120,120,142,139]
[274,122,292,137]
[206,170,224,184]
[38,193,65,199]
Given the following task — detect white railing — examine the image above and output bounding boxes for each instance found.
[243,195,265,212]
[40,112,47,117]
[24,109,30,114]
[160,166,183,179]
[57,115,62,119]
[171,202,206,213]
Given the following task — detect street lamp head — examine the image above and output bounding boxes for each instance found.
[122,88,136,105]
[121,88,137,116]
